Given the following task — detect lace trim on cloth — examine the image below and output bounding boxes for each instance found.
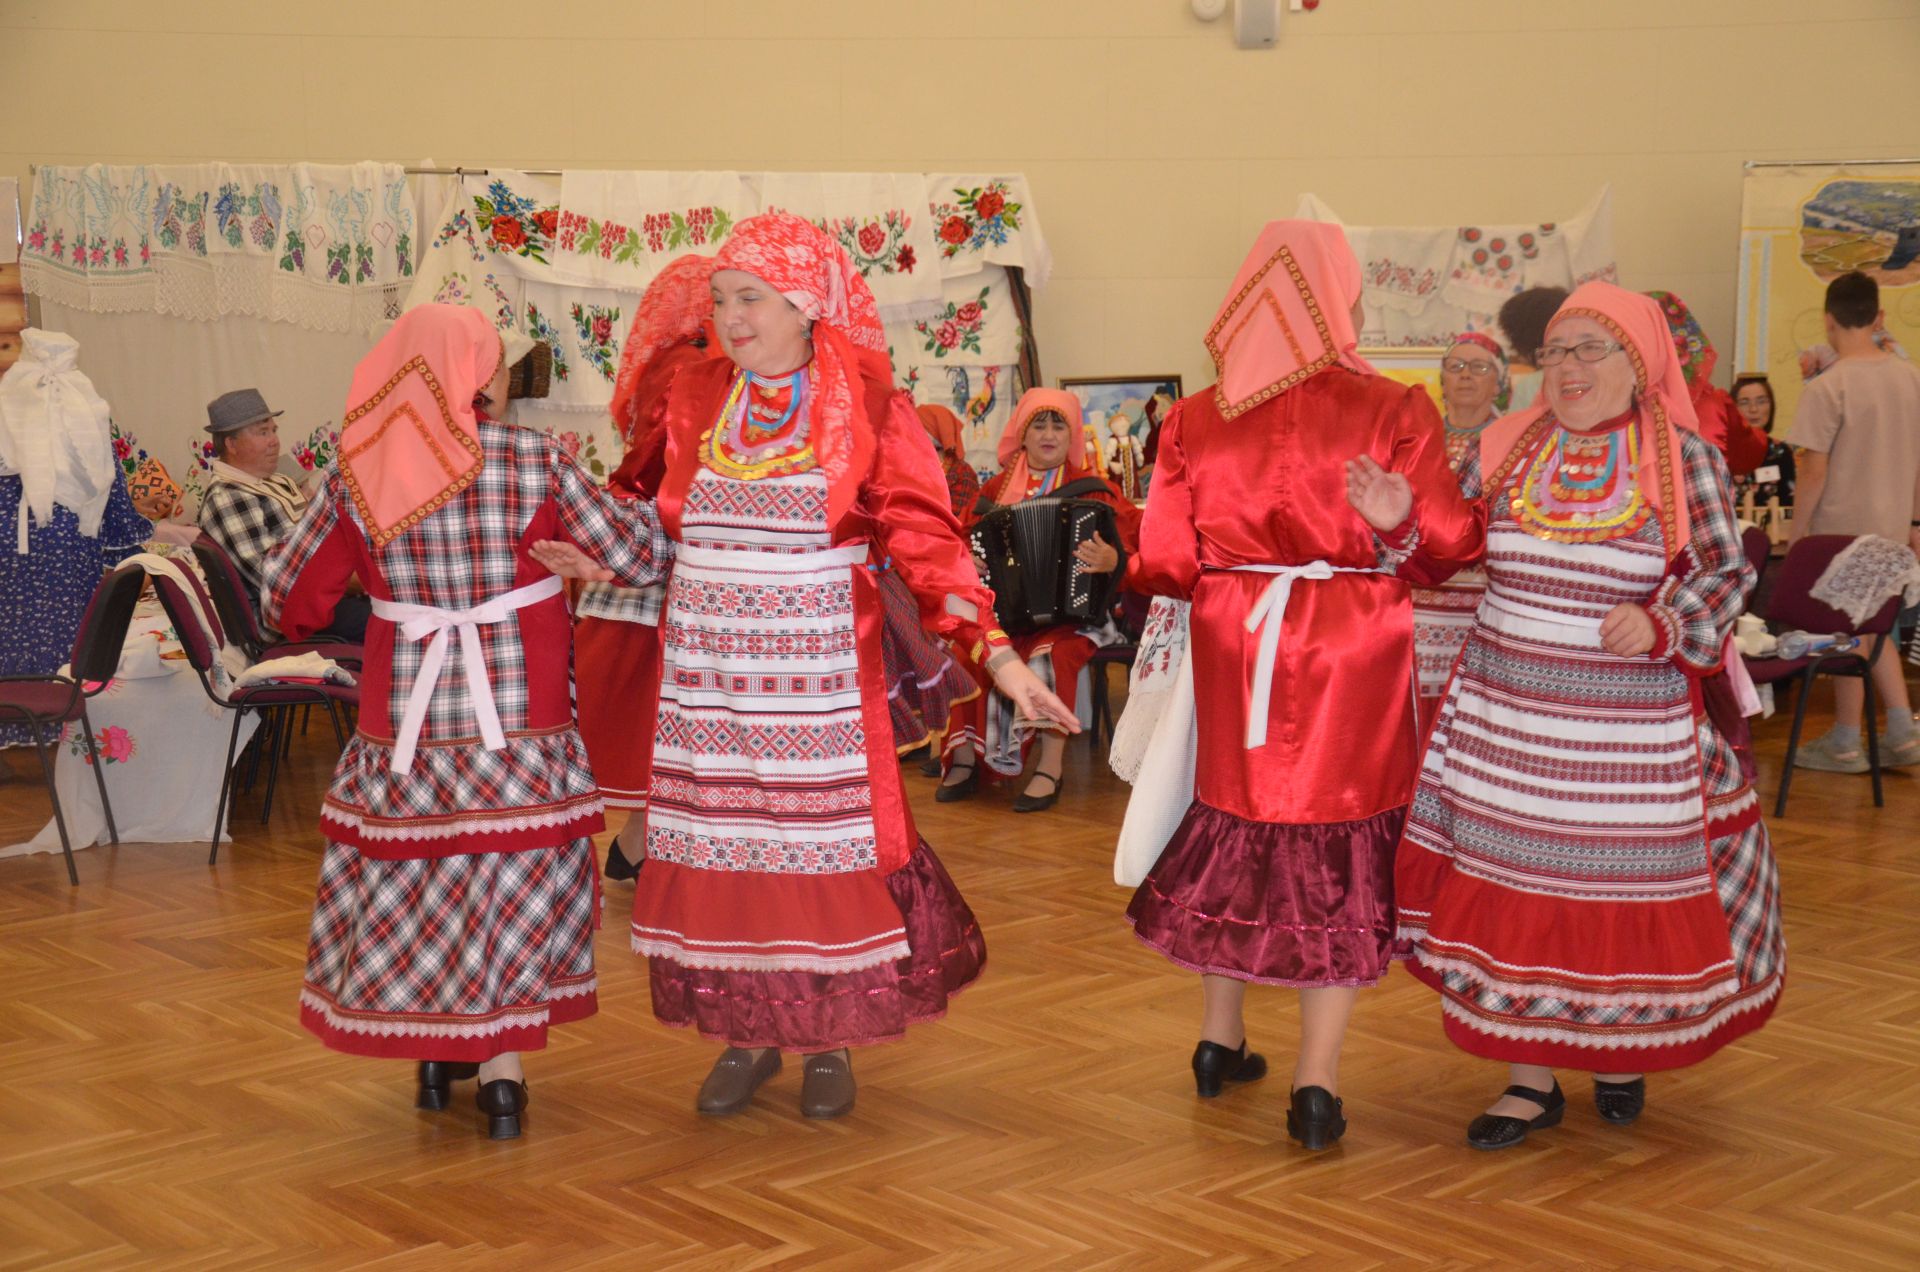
[1809,534,1920,626]
[320,797,603,841]
[1437,975,1781,1050]
[298,980,594,1039]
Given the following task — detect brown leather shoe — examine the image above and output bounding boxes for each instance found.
[800,1050,856,1119]
[696,1047,781,1116]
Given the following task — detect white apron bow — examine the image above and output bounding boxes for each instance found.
[371,574,564,774]
[1230,561,1374,749]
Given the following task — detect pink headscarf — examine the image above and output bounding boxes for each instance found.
[1206,220,1375,420]
[987,387,1094,502]
[710,212,889,516]
[338,305,499,547]
[1478,281,1697,557]
[609,254,715,443]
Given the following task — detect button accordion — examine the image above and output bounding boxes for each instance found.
[972,484,1121,635]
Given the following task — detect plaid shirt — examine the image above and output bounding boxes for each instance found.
[197,475,304,611]
[263,419,671,751]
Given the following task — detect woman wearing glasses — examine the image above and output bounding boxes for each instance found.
[1393,282,1785,1150]
[1411,334,1506,730]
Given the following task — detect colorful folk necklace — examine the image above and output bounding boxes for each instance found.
[705,365,818,481]
[1509,411,1650,543]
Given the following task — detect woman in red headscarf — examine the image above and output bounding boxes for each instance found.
[1411,332,1506,730]
[1121,221,1482,1150]
[574,254,719,879]
[917,402,980,519]
[1649,290,1769,477]
[262,305,674,1140]
[532,213,1076,1120]
[1396,283,1784,1150]
[936,387,1142,811]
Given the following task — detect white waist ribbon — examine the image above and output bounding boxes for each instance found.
[1223,561,1375,749]
[371,574,565,774]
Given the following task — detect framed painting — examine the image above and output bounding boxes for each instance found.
[1058,375,1182,502]
[1356,347,1445,411]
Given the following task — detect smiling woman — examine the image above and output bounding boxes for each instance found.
[1394,282,1785,1150]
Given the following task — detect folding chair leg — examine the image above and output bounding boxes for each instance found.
[260,714,285,824]
[1775,672,1814,818]
[1864,664,1884,809]
[210,710,246,865]
[323,699,348,749]
[30,719,79,886]
[78,704,119,846]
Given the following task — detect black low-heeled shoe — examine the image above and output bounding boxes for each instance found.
[1466,1081,1565,1151]
[1286,1086,1347,1150]
[415,1061,480,1110]
[919,755,944,778]
[1191,1039,1268,1098]
[604,835,644,883]
[1593,1076,1646,1125]
[477,1078,528,1141]
[934,764,978,803]
[1011,770,1062,813]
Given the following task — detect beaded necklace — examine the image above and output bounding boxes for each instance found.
[704,365,817,481]
[1510,408,1650,544]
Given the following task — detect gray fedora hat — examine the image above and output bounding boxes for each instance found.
[205,387,285,435]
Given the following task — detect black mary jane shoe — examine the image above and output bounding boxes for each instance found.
[604,835,644,883]
[934,763,979,803]
[919,755,944,778]
[1593,1076,1646,1125]
[1466,1081,1565,1151]
[477,1078,529,1141]
[1191,1039,1268,1098]
[1011,770,1063,814]
[415,1061,480,1111]
[1286,1086,1347,1150]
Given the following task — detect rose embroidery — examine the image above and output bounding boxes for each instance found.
[939,216,970,246]
[570,302,623,382]
[913,286,991,358]
[930,182,1023,258]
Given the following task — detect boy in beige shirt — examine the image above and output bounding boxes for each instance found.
[1786,271,1920,770]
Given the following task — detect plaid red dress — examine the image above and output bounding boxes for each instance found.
[263,416,671,1060]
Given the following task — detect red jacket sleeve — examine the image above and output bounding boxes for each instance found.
[1129,400,1200,600]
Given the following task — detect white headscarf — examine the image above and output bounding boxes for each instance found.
[0,329,118,554]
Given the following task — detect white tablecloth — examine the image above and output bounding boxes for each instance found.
[1,597,260,856]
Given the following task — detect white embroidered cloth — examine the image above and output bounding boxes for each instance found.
[761,172,944,322]
[406,184,525,334]
[1109,597,1190,783]
[1809,534,1920,625]
[0,177,19,266]
[886,266,1023,368]
[923,174,1051,285]
[520,279,627,414]
[550,170,748,291]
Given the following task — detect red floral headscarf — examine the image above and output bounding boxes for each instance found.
[711,211,891,520]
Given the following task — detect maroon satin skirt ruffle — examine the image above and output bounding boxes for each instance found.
[1127,800,1403,987]
[647,840,985,1051]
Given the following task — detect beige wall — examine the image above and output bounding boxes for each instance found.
[5,0,1918,391]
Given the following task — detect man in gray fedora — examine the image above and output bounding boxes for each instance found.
[197,388,367,641]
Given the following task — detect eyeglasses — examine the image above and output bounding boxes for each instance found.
[1536,341,1624,366]
[1441,358,1501,377]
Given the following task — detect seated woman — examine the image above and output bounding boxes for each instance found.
[1649,290,1768,477]
[1731,373,1794,506]
[939,389,1141,812]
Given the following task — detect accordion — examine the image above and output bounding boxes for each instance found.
[973,494,1120,635]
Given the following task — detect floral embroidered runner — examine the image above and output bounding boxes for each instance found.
[23,162,414,335]
[549,171,748,292]
[760,172,945,322]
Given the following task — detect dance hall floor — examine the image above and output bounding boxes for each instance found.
[1,692,1916,1269]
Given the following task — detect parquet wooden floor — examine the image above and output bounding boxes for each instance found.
[1,680,1916,1270]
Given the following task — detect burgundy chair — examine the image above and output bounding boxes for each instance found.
[189,533,362,667]
[1741,534,1901,815]
[0,565,146,884]
[144,568,357,863]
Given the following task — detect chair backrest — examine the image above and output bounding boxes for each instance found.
[69,565,149,685]
[190,533,267,653]
[146,569,222,677]
[1763,534,1902,637]
[1739,525,1771,599]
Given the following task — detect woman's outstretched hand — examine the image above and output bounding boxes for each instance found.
[1344,455,1413,532]
[530,538,615,582]
[990,656,1082,733]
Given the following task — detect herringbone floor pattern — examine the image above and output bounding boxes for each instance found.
[0,688,1916,1269]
